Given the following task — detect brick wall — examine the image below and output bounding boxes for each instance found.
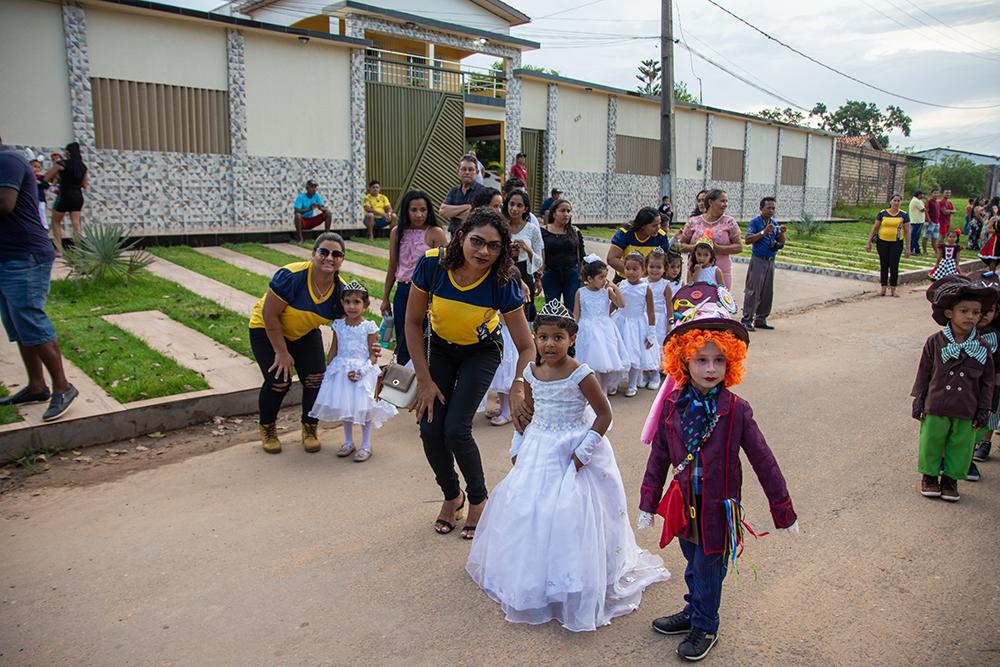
[834,144,908,206]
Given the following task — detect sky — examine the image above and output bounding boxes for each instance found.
[174,0,1000,155]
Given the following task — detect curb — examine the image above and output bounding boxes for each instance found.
[0,383,303,465]
[580,235,983,284]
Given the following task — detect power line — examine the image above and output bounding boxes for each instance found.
[673,0,703,103]
[878,0,1000,62]
[675,40,810,112]
[900,0,1000,48]
[533,0,613,21]
[700,0,1000,110]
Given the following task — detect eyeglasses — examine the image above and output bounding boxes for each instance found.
[467,235,503,254]
[315,247,345,259]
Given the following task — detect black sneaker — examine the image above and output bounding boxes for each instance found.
[754,320,775,330]
[652,611,692,635]
[742,321,756,332]
[677,627,718,661]
[0,386,51,406]
[973,440,992,462]
[42,386,78,422]
[967,461,982,482]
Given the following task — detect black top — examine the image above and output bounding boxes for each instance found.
[0,147,56,263]
[36,174,49,202]
[541,226,585,270]
[59,160,87,193]
[658,203,673,225]
[444,182,484,233]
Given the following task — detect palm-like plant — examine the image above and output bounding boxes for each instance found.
[62,224,153,282]
[791,213,827,238]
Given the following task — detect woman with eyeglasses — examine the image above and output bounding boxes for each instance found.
[406,207,535,540]
[249,232,349,455]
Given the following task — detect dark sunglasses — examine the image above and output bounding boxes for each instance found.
[315,247,344,259]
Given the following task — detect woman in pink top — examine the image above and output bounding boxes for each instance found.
[678,189,743,288]
[382,190,448,366]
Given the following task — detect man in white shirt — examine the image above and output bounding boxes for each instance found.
[908,190,926,255]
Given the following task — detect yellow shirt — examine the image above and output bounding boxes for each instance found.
[363,193,391,216]
[876,209,910,242]
[248,262,343,341]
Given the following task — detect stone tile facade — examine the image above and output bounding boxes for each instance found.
[226,30,248,157]
[61,5,94,152]
[542,84,558,200]
[503,52,522,176]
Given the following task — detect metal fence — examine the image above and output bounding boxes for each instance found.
[363,48,506,99]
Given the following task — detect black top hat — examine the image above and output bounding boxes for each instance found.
[927,276,996,325]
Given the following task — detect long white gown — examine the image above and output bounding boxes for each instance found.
[466,363,669,632]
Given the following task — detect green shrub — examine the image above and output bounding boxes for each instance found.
[791,213,828,238]
[63,224,152,282]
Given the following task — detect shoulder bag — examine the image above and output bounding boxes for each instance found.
[375,247,444,409]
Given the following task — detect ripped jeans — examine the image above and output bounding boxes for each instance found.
[249,327,326,425]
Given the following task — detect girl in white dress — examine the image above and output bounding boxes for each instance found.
[613,252,659,397]
[687,232,724,285]
[573,255,629,395]
[480,317,517,426]
[309,281,397,462]
[642,248,675,391]
[466,301,669,632]
[665,249,683,295]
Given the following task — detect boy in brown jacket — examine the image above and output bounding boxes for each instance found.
[912,277,995,501]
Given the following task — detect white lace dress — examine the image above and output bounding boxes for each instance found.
[466,363,669,632]
[613,281,659,371]
[575,287,629,374]
[309,319,397,426]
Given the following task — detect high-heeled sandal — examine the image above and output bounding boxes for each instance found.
[434,492,465,535]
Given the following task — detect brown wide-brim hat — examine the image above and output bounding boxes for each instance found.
[927,276,997,325]
[666,282,750,345]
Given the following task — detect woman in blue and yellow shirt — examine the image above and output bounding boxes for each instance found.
[249,232,346,454]
[406,207,535,539]
[866,194,911,296]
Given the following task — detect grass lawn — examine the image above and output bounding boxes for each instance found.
[150,246,268,296]
[225,243,390,306]
[294,240,390,272]
[0,383,22,425]
[352,237,391,251]
[48,274,252,401]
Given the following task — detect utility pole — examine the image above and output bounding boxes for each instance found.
[660,0,675,202]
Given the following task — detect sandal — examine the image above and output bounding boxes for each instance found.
[485,408,501,419]
[434,492,466,535]
[489,415,512,427]
[336,443,356,458]
[460,525,477,540]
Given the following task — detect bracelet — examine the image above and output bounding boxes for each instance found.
[513,377,525,384]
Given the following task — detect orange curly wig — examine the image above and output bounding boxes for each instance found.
[661,329,747,387]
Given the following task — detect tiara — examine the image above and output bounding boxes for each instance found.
[538,299,574,320]
[343,279,367,293]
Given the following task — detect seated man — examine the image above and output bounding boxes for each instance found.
[293,179,331,242]
[362,179,396,240]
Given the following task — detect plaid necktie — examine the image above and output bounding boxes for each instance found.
[941,324,988,365]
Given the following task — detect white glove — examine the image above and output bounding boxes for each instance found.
[573,430,602,466]
[784,520,800,536]
[509,431,525,459]
[636,511,655,530]
[646,325,657,346]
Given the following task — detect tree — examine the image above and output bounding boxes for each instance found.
[489,61,559,76]
[809,100,911,148]
[636,59,661,95]
[635,60,699,102]
[756,107,806,125]
[923,154,988,197]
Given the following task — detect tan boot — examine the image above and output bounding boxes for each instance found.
[301,422,321,453]
[259,422,281,454]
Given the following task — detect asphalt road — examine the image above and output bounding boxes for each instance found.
[2,282,998,666]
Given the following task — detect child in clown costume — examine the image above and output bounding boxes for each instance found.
[636,281,799,661]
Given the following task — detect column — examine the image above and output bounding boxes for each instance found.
[802,133,811,217]
[740,121,752,219]
[703,114,713,188]
[605,96,617,219]
[827,139,837,216]
[543,84,558,199]
[774,128,784,197]
[503,52,522,179]
[226,29,247,226]
[62,4,95,149]
[344,18,368,214]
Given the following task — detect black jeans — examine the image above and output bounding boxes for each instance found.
[876,238,904,287]
[516,260,537,322]
[541,265,580,310]
[420,331,502,505]
[249,327,326,425]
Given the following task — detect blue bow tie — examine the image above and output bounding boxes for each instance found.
[941,326,988,365]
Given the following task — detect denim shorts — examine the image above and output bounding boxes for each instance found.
[924,224,941,239]
[0,256,57,346]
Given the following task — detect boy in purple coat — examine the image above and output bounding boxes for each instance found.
[636,282,798,661]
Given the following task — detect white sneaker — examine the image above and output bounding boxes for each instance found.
[646,375,661,390]
[624,386,638,397]
[607,385,619,396]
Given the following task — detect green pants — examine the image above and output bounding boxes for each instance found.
[919,415,974,480]
[975,426,991,443]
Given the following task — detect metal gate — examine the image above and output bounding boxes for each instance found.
[520,128,544,212]
[365,83,465,210]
